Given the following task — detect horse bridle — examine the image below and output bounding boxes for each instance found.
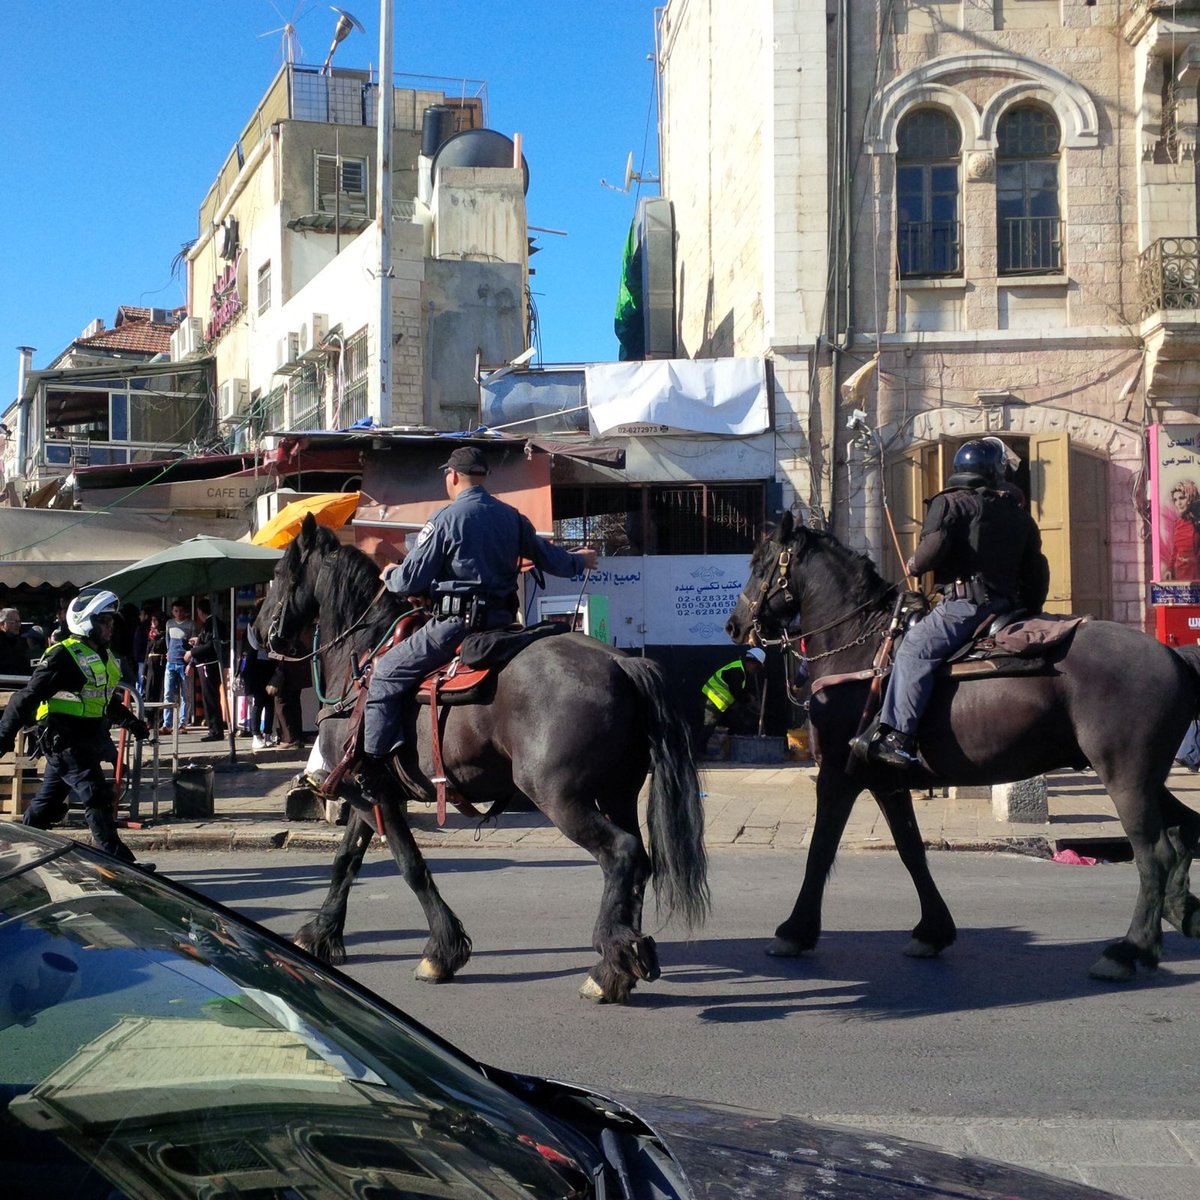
[267,546,388,666]
[745,539,886,680]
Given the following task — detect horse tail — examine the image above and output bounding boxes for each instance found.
[616,657,711,930]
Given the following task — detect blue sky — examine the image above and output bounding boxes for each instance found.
[1,1,662,381]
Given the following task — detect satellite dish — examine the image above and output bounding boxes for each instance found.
[601,151,660,194]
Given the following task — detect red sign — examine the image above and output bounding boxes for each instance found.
[205,251,243,343]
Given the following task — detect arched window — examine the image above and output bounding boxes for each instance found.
[996,105,1062,274]
[896,109,962,278]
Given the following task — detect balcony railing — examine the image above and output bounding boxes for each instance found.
[998,216,1063,275]
[1139,237,1200,318]
[898,220,962,278]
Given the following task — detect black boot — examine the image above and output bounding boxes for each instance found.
[355,753,393,809]
[870,727,920,769]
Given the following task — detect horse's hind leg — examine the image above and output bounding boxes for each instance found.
[872,787,956,957]
[1089,772,1172,982]
[1162,788,1200,937]
[768,769,858,957]
[375,797,471,983]
[551,794,654,1004]
[295,810,374,964]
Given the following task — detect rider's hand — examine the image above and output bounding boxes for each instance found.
[129,719,151,742]
[0,736,13,758]
[575,548,599,571]
[379,562,398,585]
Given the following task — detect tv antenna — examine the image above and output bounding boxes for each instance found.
[258,1,312,64]
[601,151,659,193]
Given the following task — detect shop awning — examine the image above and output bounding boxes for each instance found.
[0,508,247,590]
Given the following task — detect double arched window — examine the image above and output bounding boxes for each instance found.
[896,109,962,277]
[996,105,1062,274]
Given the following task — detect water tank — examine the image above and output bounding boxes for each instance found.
[431,129,530,194]
[421,105,456,158]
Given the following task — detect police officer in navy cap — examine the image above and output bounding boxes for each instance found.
[357,445,598,801]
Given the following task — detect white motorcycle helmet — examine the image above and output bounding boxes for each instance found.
[66,590,121,637]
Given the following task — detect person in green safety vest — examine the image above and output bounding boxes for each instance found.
[0,590,152,867]
[700,646,766,747]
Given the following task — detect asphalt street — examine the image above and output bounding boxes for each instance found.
[155,844,1200,1200]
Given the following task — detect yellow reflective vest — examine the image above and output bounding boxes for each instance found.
[35,638,121,721]
[701,659,749,713]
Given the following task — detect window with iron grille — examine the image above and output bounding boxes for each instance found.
[896,109,962,278]
[289,367,323,431]
[996,105,1063,274]
[552,483,765,557]
[338,328,370,427]
[315,154,368,215]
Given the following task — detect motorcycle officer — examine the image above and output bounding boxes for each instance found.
[855,438,1049,769]
[0,591,152,865]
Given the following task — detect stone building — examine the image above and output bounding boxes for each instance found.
[657,0,1200,628]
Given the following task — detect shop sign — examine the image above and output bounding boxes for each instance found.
[205,251,243,343]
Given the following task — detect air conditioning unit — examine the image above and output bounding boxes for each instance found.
[275,331,301,374]
[170,317,203,361]
[217,378,249,421]
[298,313,329,360]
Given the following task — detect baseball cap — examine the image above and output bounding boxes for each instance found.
[439,446,490,476]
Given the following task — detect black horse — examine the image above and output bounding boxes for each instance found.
[726,512,1200,981]
[257,515,709,1003]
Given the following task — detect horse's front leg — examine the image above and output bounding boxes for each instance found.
[871,786,956,957]
[295,809,374,964]
[768,767,860,957]
[375,793,472,983]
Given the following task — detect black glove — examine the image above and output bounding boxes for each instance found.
[0,736,13,758]
[129,719,151,741]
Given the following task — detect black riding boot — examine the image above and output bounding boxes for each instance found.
[355,753,394,810]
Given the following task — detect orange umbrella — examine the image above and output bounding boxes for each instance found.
[252,491,362,549]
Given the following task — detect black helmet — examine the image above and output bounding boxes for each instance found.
[953,439,1004,484]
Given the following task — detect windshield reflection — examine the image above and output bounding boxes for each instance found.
[0,842,587,1199]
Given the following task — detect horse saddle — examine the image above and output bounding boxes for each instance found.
[942,613,1088,681]
[415,619,569,706]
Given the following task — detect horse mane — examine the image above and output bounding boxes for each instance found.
[287,524,405,642]
[757,521,896,615]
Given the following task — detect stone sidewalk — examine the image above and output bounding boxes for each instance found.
[99,730,1200,858]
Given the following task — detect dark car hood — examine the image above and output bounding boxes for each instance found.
[601,1091,1118,1200]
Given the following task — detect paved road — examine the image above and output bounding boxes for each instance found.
[157,844,1200,1199]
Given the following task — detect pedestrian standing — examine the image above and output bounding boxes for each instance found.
[239,599,276,749]
[162,599,195,731]
[0,607,32,677]
[186,598,227,741]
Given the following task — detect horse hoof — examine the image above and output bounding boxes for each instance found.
[1089,955,1135,983]
[579,975,610,1003]
[631,936,661,982]
[414,957,450,983]
[765,936,808,957]
[903,938,942,959]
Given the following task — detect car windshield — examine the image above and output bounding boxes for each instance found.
[0,828,589,1199]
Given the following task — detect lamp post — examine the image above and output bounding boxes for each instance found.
[375,0,394,428]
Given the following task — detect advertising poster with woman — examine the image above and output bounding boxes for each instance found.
[1151,424,1200,589]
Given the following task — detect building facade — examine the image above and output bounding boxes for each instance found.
[657,0,1200,630]
[179,64,529,452]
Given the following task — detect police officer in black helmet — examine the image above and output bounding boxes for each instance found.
[854,438,1049,769]
[357,445,598,801]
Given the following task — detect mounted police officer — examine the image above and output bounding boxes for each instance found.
[0,591,152,865]
[358,446,598,799]
[857,438,1049,769]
